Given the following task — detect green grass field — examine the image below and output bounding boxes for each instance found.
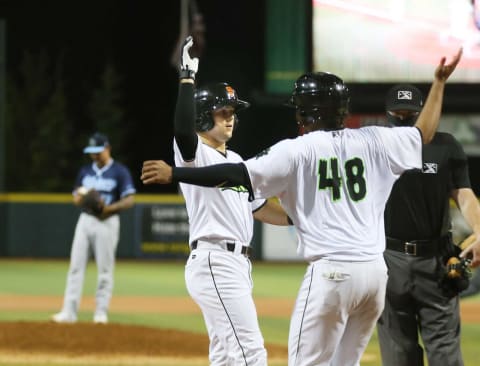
[0,259,479,365]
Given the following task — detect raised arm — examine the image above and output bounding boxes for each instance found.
[174,36,199,161]
[414,48,462,144]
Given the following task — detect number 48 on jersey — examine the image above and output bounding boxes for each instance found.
[318,157,366,202]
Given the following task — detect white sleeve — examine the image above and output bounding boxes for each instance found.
[251,198,267,212]
[376,126,422,175]
[244,140,294,199]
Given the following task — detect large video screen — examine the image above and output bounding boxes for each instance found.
[312,0,480,82]
[345,113,480,156]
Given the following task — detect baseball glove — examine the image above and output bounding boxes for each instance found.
[81,189,105,217]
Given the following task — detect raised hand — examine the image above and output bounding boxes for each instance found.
[435,48,463,81]
[179,36,199,80]
[141,160,173,185]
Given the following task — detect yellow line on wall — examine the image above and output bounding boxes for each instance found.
[0,193,185,204]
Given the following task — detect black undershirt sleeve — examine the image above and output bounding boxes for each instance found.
[174,83,198,161]
[172,163,255,201]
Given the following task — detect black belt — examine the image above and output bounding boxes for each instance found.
[191,240,251,257]
[386,236,447,257]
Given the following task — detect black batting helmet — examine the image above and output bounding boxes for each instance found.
[289,72,349,130]
[195,82,250,132]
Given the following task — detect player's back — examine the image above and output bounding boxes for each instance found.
[292,127,403,260]
[246,126,422,261]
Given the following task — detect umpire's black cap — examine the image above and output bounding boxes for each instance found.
[83,132,109,154]
[385,84,424,112]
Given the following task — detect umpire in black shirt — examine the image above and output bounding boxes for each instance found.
[377,84,480,366]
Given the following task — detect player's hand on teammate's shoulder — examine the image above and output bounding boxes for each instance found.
[435,48,462,82]
[141,160,173,185]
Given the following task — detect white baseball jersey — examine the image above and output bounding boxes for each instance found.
[245,126,422,261]
[174,135,266,244]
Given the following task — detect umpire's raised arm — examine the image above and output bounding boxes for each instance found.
[414,48,462,144]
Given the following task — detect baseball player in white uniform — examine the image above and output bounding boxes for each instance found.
[144,36,290,365]
[141,48,462,366]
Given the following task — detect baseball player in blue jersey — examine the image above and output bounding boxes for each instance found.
[51,132,135,324]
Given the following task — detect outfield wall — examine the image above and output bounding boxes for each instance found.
[0,193,137,258]
[0,194,471,261]
[0,194,263,259]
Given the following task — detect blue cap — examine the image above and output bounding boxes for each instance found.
[83,132,109,154]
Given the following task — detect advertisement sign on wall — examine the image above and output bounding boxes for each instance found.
[136,203,190,259]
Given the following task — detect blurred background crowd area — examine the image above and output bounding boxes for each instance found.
[0,0,479,194]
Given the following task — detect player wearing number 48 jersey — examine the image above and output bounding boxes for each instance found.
[141,47,464,366]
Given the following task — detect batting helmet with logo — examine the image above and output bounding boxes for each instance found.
[195,82,250,132]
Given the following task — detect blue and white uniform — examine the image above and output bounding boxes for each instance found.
[75,160,135,207]
[60,159,135,321]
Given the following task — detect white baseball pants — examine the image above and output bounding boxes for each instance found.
[61,212,119,317]
[185,246,267,366]
[288,256,388,366]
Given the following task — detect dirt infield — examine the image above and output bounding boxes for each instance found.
[0,322,211,356]
[0,295,294,317]
[0,322,288,362]
[0,295,478,364]
[2,295,479,321]
[0,295,290,364]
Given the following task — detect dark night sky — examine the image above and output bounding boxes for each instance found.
[1,1,479,193]
[0,0,276,193]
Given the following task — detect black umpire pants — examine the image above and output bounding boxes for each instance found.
[460,268,480,298]
[377,249,463,366]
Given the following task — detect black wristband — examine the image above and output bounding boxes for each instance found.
[171,167,179,184]
[287,216,293,225]
[179,69,195,80]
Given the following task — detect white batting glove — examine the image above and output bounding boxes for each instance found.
[179,36,199,80]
